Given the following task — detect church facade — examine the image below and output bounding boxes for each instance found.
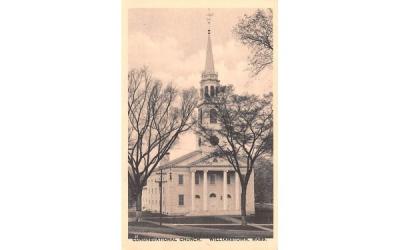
[141,23,255,216]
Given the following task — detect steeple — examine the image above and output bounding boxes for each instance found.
[204,31,215,74]
[202,9,218,81]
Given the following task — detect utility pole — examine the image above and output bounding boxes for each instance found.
[155,169,167,226]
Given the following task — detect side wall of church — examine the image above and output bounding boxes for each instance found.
[164,168,191,215]
[141,174,161,212]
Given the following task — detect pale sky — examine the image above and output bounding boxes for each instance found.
[128,8,273,160]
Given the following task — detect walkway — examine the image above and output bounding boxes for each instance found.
[218,215,273,232]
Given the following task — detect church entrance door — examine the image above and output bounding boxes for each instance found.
[209,193,218,211]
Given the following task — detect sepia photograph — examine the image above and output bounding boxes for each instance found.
[126,7,275,241]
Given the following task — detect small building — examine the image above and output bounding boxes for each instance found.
[141,21,255,216]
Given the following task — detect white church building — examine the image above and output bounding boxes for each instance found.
[141,21,255,216]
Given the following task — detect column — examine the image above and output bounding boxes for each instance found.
[191,170,195,212]
[203,170,208,211]
[235,172,240,210]
[223,170,227,210]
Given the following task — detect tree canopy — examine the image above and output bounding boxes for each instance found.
[128,66,198,217]
[197,86,273,224]
[233,9,273,76]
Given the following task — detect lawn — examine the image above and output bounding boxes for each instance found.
[144,216,232,224]
[189,224,262,231]
[232,206,273,224]
[132,207,273,225]
[128,221,170,228]
[129,225,271,239]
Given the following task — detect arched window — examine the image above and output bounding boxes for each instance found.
[210,109,217,123]
[205,86,209,97]
[209,193,216,198]
[198,138,201,147]
[210,86,215,97]
[216,86,219,96]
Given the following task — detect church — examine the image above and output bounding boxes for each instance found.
[141,20,255,216]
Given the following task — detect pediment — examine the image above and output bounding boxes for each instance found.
[160,150,247,168]
[189,153,246,167]
[160,150,202,168]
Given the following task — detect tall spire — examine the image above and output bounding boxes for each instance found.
[204,9,215,74]
[204,32,215,74]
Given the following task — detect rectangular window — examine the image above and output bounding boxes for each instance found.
[210,174,216,184]
[210,109,217,123]
[178,174,184,185]
[178,194,184,206]
[227,173,231,184]
[195,173,200,184]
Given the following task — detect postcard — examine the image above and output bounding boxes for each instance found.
[122,1,276,249]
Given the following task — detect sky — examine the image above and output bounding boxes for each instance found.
[128,8,273,160]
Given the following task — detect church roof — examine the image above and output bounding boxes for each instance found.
[159,150,247,169]
[160,150,201,168]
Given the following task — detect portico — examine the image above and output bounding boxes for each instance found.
[189,168,241,215]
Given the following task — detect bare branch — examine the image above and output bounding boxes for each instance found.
[232,9,273,77]
[128,66,198,197]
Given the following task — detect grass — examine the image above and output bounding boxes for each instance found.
[128,221,169,228]
[128,226,271,239]
[129,211,163,217]
[232,207,273,224]
[132,207,273,225]
[144,216,232,224]
[189,225,262,231]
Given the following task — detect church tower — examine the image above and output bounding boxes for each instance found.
[197,10,223,151]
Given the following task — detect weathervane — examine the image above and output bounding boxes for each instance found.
[206,8,214,34]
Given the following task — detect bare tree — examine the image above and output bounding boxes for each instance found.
[198,86,273,225]
[128,66,198,221]
[233,9,273,77]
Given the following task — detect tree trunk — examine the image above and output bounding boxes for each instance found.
[240,185,247,226]
[135,189,143,222]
